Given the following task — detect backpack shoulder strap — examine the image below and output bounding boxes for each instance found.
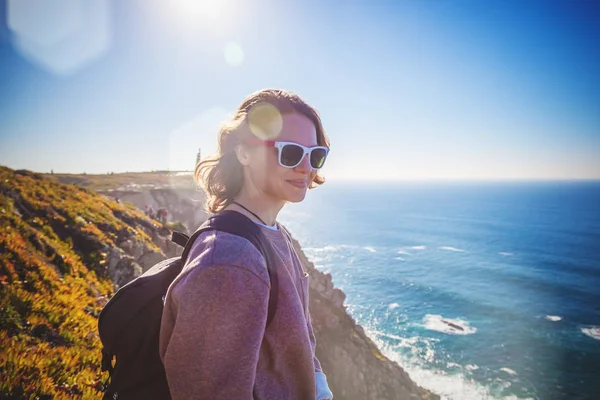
[171,231,189,248]
[179,210,279,328]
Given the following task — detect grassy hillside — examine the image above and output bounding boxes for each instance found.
[0,166,167,399]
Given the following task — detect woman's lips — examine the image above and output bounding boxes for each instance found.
[287,180,308,189]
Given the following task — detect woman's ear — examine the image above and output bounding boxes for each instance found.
[234,144,252,166]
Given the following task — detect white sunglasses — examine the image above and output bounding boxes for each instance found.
[245,139,329,169]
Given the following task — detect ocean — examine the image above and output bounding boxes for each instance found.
[279,181,600,400]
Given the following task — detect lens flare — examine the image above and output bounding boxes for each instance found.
[247,102,283,140]
[7,0,111,76]
[224,41,244,67]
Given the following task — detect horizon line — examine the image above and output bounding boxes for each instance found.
[3,165,600,182]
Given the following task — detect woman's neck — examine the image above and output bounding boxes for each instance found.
[229,192,285,226]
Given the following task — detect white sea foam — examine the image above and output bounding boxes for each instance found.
[397,249,411,255]
[313,245,343,252]
[364,246,377,253]
[313,264,332,273]
[365,328,531,400]
[500,367,518,376]
[499,252,514,256]
[409,245,427,250]
[439,246,467,253]
[304,245,354,257]
[581,326,600,340]
[545,315,562,322]
[371,330,412,342]
[388,303,400,310]
[422,314,477,335]
[497,379,513,389]
[395,256,406,261]
[465,364,479,371]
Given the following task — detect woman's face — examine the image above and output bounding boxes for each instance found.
[245,112,319,204]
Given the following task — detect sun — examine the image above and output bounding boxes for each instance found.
[168,0,224,25]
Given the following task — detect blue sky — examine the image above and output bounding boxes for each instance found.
[0,0,599,180]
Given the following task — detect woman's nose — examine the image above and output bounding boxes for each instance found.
[295,154,312,171]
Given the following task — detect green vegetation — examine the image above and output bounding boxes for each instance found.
[0,167,166,399]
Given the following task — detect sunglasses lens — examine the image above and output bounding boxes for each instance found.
[280,144,304,167]
[310,148,327,169]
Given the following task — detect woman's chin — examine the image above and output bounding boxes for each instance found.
[282,187,308,203]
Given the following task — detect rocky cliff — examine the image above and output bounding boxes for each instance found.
[1,167,438,399]
[100,187,208,234]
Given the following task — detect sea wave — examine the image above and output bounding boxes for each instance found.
[370,329,406,342]
[544,315,562,322]
[499,367,518,376]
[581,326,600,340]
[366,328,532,400]
[312,264,332,273]
[305,244,346,253]
[439,246,467,253]
[422,314,477,335]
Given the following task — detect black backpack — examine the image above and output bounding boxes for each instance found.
[97,210,279,399]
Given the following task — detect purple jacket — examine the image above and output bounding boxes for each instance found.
[159,222,331,399]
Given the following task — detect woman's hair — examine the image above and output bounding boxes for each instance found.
[194,88,330,214]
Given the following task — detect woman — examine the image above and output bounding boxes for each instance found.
[159,89,333,400]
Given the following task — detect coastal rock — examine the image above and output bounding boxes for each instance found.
[111,236,181,280]
[132,240,145,260]
[106,246,123,273]
[138,250,166,272]
[149,229,180,257]
[117,238,134,255]
[108,255,142,289]
[101,222,183,290]
[103,187,208,233]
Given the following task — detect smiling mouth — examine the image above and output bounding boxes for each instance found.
[287,180,308,189]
